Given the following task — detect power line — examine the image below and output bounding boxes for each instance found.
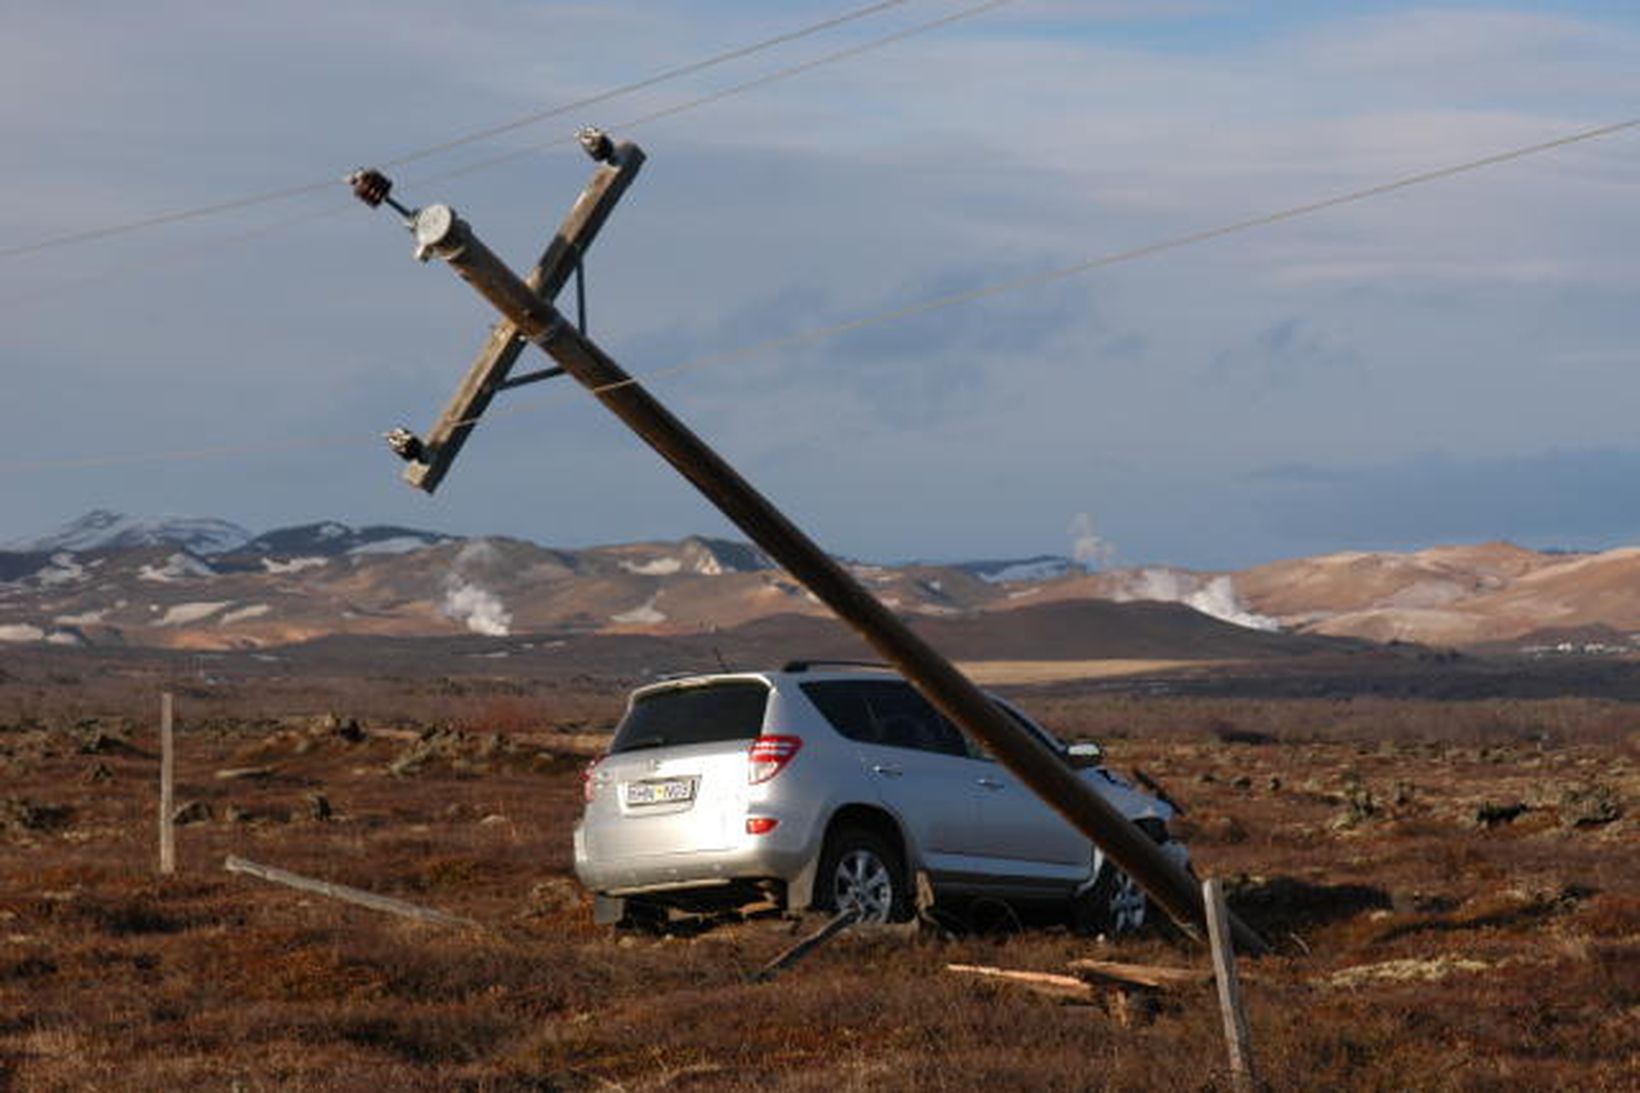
[3,115,1634,475]
[0,433,364,474]
[0,0,1014,312]
[0,0,921,260]
[380,0,913,169]
[0,1,1010,310]
[421,116,1640,421]
[588,117,1640,392]
[415,0,1017,184]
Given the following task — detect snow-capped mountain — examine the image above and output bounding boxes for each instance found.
[950,555,1083,583]
[232,521,454,560]
[6,509,252,555]
[598,536,771,577]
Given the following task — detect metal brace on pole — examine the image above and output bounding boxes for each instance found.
[353,136,1268,956]
[355,127,641,494]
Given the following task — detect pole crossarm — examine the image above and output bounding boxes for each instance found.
[365,136,1268,955]
[394,132,645,493]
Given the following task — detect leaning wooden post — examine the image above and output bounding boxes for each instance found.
[1204,877,1258,1092]
[158,691,176,875]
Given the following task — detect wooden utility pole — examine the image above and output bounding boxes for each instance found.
[158,691,175,875]
[1205,878,1259,1091]
[352,134,1266,955]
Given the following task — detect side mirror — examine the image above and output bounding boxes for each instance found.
[1065,741,1103,768]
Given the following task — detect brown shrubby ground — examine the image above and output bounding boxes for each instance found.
[1,659,1636,1090]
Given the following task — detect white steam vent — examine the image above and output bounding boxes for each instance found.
[1068,512,1116,570]
[440,540,513,637]
[1113,569,1278,632]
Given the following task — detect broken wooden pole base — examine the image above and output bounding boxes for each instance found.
[224,855,479,929]
[750,908,861,983]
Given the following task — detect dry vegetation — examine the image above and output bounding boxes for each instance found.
[1,662,1636,1090]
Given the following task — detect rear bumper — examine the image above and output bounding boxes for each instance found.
[573,822,814,898]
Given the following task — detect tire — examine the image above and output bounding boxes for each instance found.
[1072,862,1149,937]
[815,827,911,924]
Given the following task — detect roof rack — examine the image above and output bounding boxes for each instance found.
[780,659,894,674]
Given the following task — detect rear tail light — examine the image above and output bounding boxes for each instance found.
[746,817,779,835]
[581,756,605,802]
[748,734,802,784]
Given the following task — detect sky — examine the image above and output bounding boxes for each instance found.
[1,1,1637,569]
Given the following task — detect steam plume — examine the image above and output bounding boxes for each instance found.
[1068,512,1116,570]
[440,540,513,636]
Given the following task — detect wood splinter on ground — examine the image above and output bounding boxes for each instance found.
[223,855,479,929]
[1067,958,1213,988]
[948,958,1214,1026]
[947,963,1100,1001]
[945,963,1157,1025]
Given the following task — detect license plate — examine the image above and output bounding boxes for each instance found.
[624,777,696,806]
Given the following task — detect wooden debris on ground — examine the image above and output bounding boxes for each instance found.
[946,963,1099,1002]
[1067,958,1213,988]
[948,957,1216,1027]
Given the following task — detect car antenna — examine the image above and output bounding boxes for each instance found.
[711,646,732,673]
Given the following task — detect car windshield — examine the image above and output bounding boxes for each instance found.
[609,680,770,754]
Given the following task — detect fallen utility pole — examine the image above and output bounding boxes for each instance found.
[351,133,1266,956]
[224,855,479,929]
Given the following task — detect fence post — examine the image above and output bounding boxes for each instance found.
[158,691,175,875]
[1204,877,1258,1091]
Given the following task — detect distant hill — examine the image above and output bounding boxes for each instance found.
[4,509,252,555]
[1,511,1637,654]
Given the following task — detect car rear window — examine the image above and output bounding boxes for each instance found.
[609,681,770,754]
[798,679,969,757]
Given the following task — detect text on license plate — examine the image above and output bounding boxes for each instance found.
[625,777,697,806]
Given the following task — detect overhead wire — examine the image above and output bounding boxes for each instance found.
[3,115,1634,475]
[0,0,921,260]
[0,0,1015,314]
[587,115,1640,396]
[415,0,1017,184]
[379,0,913,169]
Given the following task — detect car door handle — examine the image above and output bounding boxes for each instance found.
[975,777,1005,790]
[871,763,904,778]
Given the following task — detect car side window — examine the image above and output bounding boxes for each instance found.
[799,680,969,758]
[961,700,1063,762]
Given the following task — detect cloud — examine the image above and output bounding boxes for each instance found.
[1252,448,1640,549]
[1210,316,1360,388]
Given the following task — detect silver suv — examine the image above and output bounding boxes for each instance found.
[573,662,1188,932]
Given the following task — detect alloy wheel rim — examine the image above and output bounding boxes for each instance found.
[834,849,893,922]
[1109,873,1146,933]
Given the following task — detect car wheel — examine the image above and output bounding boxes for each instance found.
[1072,863,1149,937]
[816,827,910,924]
